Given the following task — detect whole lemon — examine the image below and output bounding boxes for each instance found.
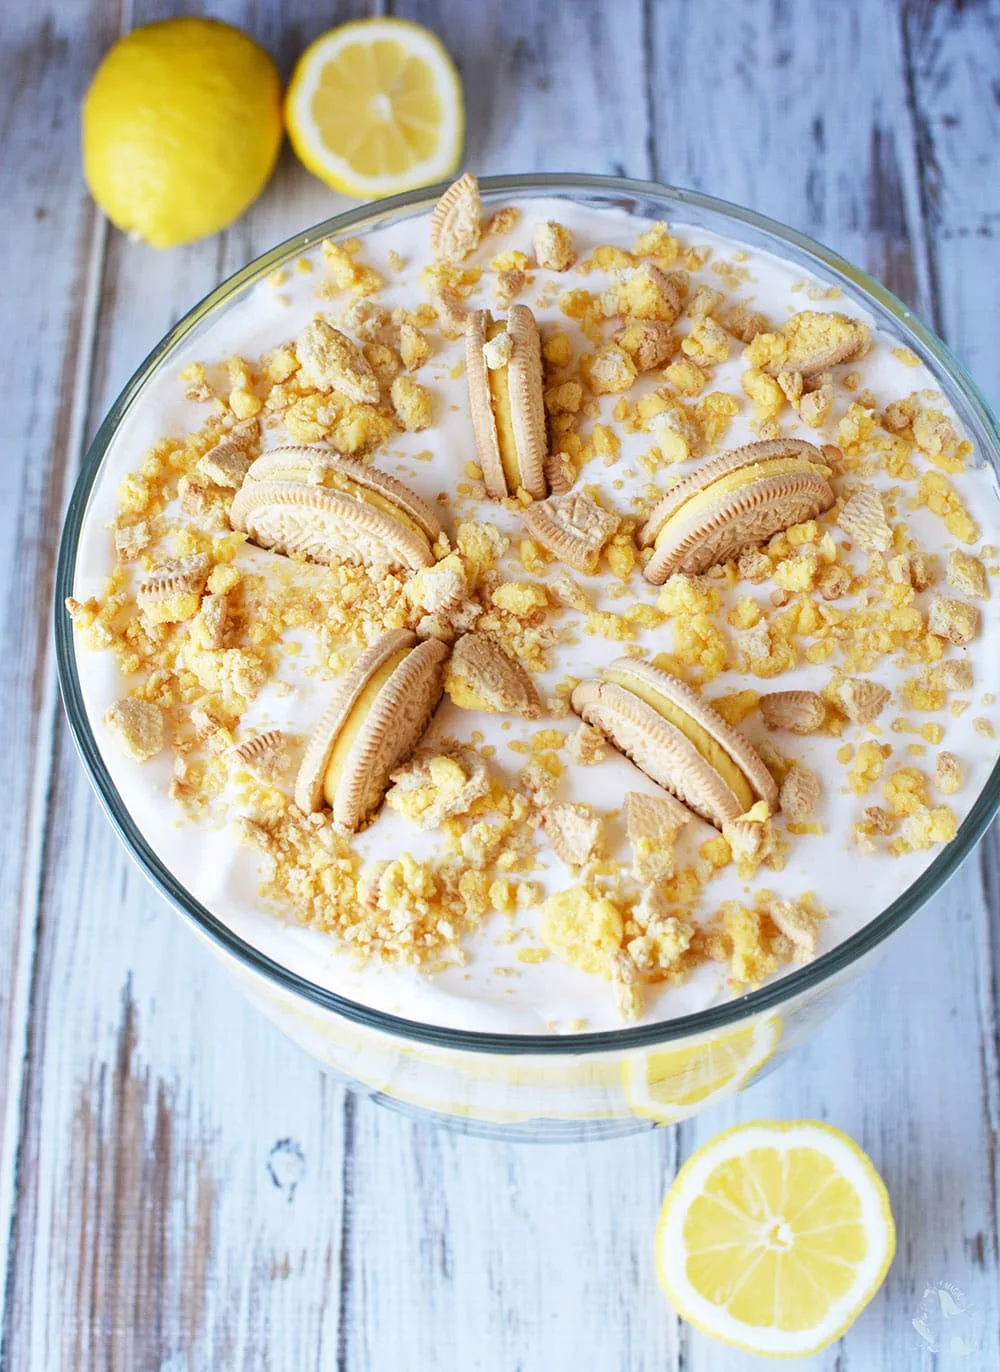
[82,18,283,248]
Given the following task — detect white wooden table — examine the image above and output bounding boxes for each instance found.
[3,0,998,1366]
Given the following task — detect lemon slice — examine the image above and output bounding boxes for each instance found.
[286,18,464,198]
[624,1014,780,1125]
[656,1120,896,1357]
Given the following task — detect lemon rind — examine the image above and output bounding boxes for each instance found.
[655,1119,896,1357]
[623,1014,781,1125]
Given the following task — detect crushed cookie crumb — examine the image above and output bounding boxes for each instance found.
[836,677,891,726]
[759,690,826,734]
[542,802,604,866]
[946,549,988,600]
[104,697,165,761]
[934,751,963,795]
[386,747,491,830]
[390,374,433,431]
[295,318,379,403]
[779,764,821,822]
[928,596,980,646]
[836,486,892,553]
[533,220,576,272]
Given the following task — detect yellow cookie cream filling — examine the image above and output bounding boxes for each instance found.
[326,472,429,541]
[653,456,828,549]
[604,667,755,811]
[322,648,412,805]
[485,319,522,494]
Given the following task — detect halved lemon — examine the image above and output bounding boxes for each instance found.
[623,1014,781,1125]
[286,18,464,198]
[656,1120,896,1358]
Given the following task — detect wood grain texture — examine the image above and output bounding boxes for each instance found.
[0,0,997,1368]
[902,0,1000,1359]
[402,0,651,178]
[0,0,115,1345]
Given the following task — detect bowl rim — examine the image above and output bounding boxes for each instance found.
[54,171,1000,1055]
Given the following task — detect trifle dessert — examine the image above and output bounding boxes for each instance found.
[66,175,1000,1056]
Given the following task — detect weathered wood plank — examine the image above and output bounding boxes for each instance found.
[647,0,933,294]
[903,0,1000,394]
[340,1108,678,1372]
[0,0,118,1346]
[400,0,652,177]
[903,3,1000,1366]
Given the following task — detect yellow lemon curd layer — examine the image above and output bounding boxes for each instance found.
[605,667,754,811]
[486,319,521,493]
[266,466,428,541]
[654,456,826,549]
[322,647,411,805]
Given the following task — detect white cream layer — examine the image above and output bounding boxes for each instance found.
[72,197,1000,1033]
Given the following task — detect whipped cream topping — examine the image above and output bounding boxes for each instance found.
[71,195,1000,1033]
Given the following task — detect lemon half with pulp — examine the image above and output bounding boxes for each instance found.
[286,18,464,198]
[656,1119,896,1357]
[624,1014,781,1125]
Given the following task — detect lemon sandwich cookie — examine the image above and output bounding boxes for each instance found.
[639,438,835,583]
[295,628,449,829]
[521,490,621,574]
[571,657,777,827]
[444,631,542,719]
[231,452,444,571]
[465,304,549,501]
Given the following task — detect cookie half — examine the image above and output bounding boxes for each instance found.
[231,456,442,571]
[242,449,443,539]
[639,438,834,583]
[465,305,548,500]
[521,490,621,573]
[429,172,481,262]
[571,657,776,827]
[752,310,871,377]
[295,629,449,829]
[445,631,541,718]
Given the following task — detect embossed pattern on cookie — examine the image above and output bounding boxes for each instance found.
[231,454,443,570]
[465,304,548,500]
[572,657,776,828]
[429,172,482,262]
[445,631,542,719]
[639,438,835,582]
[295,629,448,829]
[522,490,621,573]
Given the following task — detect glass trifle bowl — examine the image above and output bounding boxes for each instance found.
[56,174,1000,1140]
